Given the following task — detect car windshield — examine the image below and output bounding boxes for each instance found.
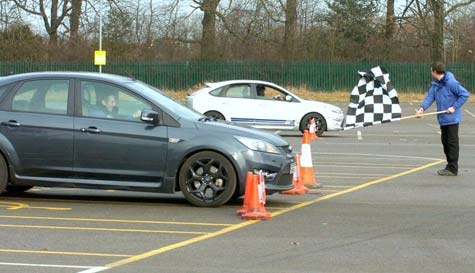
[127,81,203,120]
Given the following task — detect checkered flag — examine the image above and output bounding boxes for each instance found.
[344,66,402,129]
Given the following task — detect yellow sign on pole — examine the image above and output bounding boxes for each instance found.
[94,50,106,66]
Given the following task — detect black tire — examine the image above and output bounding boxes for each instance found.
[300,112,326,136]
[204,111,225,121]
[5,185,33,194]
[179,151,237,207]
[0,155,8,193]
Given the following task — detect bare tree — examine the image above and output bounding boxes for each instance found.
[12,0,71,47]
[385,0,395,60]
[283,0,298,60]
[70,0,82,42]
[192,0,220,60]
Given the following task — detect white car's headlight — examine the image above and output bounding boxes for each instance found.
[235,136,280,154]
[331,108,343,115]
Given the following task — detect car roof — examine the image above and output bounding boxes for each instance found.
[0,71,135,85]
[204,80,280,89]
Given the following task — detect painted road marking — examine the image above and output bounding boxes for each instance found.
[314,152,442,161]
[0,201,71,211]
[0,224,208,235]
[103,159,444,270]
[0,249,131,257]
[0,215,231,227]
[77,267,110,273]
[465,109,475,118]
[0,262,102,270]
[315,164,410,169]
[315,162,421,167]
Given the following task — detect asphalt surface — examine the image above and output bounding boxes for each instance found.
[0,102,474,273]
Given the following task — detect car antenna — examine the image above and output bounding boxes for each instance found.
[126,71,136,81]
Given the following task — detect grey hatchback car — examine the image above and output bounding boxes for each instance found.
[0,72,294,207]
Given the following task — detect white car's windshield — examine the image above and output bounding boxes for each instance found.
[127,81,203,120]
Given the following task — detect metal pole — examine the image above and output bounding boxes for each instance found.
[99,0,103,73]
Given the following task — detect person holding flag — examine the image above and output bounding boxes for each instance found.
[416,62,470,176]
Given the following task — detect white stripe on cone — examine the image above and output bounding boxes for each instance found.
[300,144,313,167]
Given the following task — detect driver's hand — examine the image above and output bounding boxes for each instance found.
[415,108,424,118]
[447,107,455,113]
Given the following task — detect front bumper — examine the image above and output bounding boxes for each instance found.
[234,149,295,195]
[326,112,345,131]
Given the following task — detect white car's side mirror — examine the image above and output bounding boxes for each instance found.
[285,95,293,102]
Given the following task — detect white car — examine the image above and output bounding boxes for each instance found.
[186,80,344,136]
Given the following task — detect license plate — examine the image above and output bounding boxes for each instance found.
[290,162,297,174]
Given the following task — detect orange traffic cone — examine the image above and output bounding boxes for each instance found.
[281,154,309,195]
[300,130,319,188]
[241,172,271,220]
[236,172,254,216]
[308,118,318,140]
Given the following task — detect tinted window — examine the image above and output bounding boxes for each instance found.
[81,81,152,122]
[224,84,251,98]
[12,79,69,115]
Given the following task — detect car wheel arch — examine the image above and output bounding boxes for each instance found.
[0,150,10,192]
[174,148,243,195]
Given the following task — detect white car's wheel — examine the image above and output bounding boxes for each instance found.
[300,113,326,136]
[204,111,225,120]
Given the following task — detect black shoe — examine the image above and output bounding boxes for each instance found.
[437,169,457,176]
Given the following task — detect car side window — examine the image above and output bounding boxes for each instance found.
[209,87,224,96]
[80,81,152,122]
[223,84,251,98]
[255,85,290,101]
[12,79,69,115]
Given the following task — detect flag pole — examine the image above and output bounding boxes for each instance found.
[400,110,449,120]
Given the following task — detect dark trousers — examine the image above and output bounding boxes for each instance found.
[441,124,459,174]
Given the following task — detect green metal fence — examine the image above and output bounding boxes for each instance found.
[0,61,473,92]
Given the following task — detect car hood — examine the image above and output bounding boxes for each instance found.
[193,120,289,147]
[300,99,343,113]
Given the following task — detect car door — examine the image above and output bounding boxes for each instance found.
[213,83,260,124]
[252,84,300,128]
[0,78,74,178]
[73,80,168,186]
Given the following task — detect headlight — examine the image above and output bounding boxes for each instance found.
[331,108,343,115]
[235,136,280,154]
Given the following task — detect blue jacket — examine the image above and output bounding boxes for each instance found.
[420,71,470,126]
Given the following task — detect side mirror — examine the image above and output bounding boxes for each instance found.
[285,95,293,102]
[141,110,160,125]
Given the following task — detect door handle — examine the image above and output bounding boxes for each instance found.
[1,120,21,127]
[80,127,101,134]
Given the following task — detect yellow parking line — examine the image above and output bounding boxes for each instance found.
[105,159,444,269]
[0,201,71,211]
[271,160,445,217]
[0,249,131,257]
[0,224,208,235]
[1,197,187,207]
[0,215,231,227]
